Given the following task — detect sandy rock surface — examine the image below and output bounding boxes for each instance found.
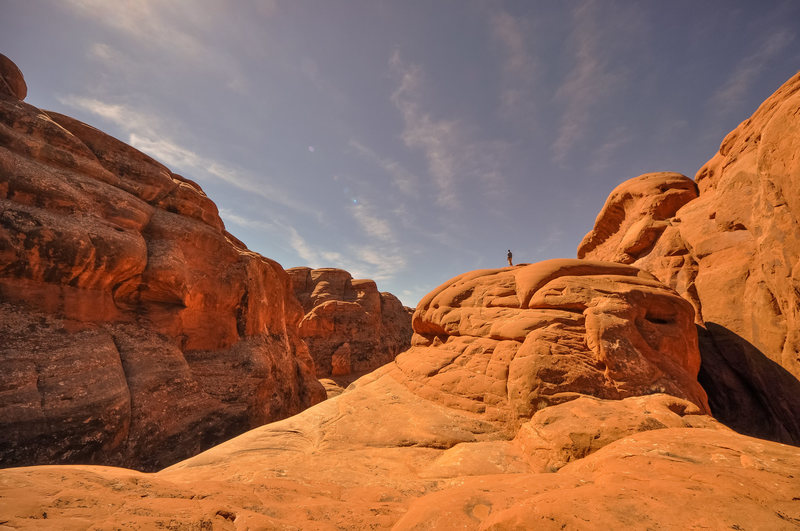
[579,71,800,445]
[5,259,797,529]
[0,54,324,471]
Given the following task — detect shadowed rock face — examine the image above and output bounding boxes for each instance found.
[0,54,325,471]
[2,260,798,529]
[578,71,800,445]
[286,267,412,377]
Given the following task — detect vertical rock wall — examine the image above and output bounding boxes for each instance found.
[0,55,325,471]
[578,71,800,445]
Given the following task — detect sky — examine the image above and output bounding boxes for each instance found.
[2,1,799,306]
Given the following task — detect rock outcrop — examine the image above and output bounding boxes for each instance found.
[579,71,800,445]
[2,259,799,529]
[407,259,710,428]
[287,267,412,377]
[0,54,325,471]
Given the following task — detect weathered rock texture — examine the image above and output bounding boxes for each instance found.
[408,258,710,430]
[287,267,412,377]
[579,71,800,445]
[0,54,325,471]
[2,259,799,529]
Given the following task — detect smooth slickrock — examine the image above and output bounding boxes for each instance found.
[2,259,798,529]
[0,54,324,471]
[287,267,413,377]
[578,71,800,445]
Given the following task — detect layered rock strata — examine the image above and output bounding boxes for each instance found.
[579,71,800,445]
[2,259,798,529]
[0,55,325,471]
[287,267,412,377]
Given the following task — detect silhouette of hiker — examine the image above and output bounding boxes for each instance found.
[507,249,513,266]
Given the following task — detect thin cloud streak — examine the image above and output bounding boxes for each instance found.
[551,0,625,166]
[59,95,315,216]
[490,10,537,120]
[350,203,395,243]
[223,206,407,283]
[389,51,511,211]
[349,139,419,197]
[390,51,460,210]
[588,126,632,174]
[713,29,795,114]
[62,0,248,93]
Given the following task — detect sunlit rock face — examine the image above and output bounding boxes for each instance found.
[3,260,798,530]
[287,267,412,377]
[0,54,325,471]
[578,71,800,445]
[403,258,710,432]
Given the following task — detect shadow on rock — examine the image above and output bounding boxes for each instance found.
[698,322,800,446]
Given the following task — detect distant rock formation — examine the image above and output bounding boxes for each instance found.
[0,54,325,471]
[3,259,797,529]
[579,71,800,445]
[286,267,413,377]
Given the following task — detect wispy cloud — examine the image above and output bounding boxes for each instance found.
[348,244,408,283]
[218,208,277,232]
[712,29,795,114]
[64,0,203,56]
[349,139,419,197]
[221,203,407,283]
[350,203,394,242]
[587,126,632,174]
[288,224,406,283]
[390,51,460,209]
[490,10,537,120]
[59,95,314,215]
[62,0,248,93]
[389,51,510,210]
[551,0,629,166]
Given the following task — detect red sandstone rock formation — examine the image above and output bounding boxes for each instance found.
[2,259,798,529]
[408,259,710,428]
[286,267,412,377]
[579,71,800,445]
[0,55,325,471]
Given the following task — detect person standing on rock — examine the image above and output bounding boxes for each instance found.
[507,249,513,266]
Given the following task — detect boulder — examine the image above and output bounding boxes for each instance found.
[406,259,710,431]
[0,56,325,471]
[287,267,413,377]
[578,71,800,445]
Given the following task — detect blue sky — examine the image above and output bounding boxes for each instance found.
[2,1,799,306]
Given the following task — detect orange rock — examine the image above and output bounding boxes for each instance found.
[579,71,800,445]
[405,258,709,431]
[287,267,413,377]
[0,343,794,529]
[0,57,324,471]
[1,257,797,528]
[0,54,26,100]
